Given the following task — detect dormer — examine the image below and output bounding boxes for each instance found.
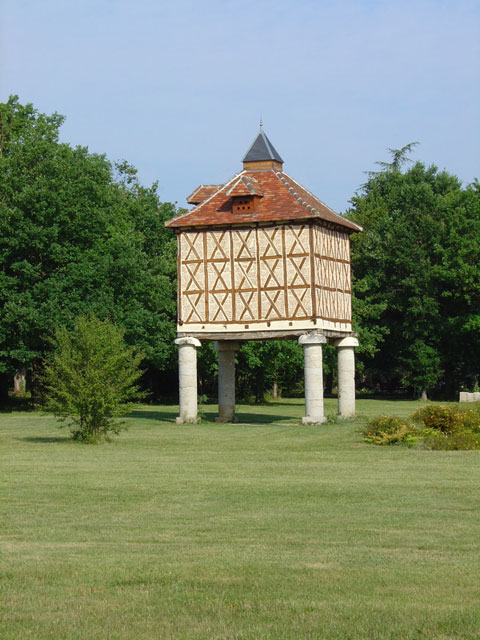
[232,195,260,213]
[226,175,263,213]
[242,126,284,172]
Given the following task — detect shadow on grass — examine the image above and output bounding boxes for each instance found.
[234,412,296,424]
[17,436,70,443]
[254,400,304,407]
[127,410,177,422]
[127,408,297,425]
[0,397,36,413]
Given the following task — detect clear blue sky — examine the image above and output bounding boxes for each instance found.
[1,0,479,213]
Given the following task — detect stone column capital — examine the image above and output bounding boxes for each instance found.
[175,337,202,348]
[333,337,359,348]
[298,333,327,346]
[214,341,240,353]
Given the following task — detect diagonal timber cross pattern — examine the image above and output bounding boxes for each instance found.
[179,224,352,329]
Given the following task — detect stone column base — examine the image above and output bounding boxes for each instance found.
[302,416,327,425]
[175,416,198,425]
[215,416,239,423]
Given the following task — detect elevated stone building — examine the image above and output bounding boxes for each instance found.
[166,127,362,424]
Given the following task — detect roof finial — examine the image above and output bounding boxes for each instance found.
[259,115,263,130]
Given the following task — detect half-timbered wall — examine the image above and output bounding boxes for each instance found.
[312,226,352,326]
[178,223,352,333]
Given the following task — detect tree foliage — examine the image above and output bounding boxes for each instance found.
[237,340,304,403]
[348,147,480,397]
[43,316,144,442]
[0,96,178,396]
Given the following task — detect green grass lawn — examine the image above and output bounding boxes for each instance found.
[1,399,479,639]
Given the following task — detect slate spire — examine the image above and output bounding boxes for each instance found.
[242,127,284,164]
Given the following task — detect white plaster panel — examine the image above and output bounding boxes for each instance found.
[262,288,286,320]
[287,287,312,319]
[232,228,257,306]
[285,224,310,255]
[258,226,283,259]
[234,259,257,291]
[207,229,230,261]
[181,231,205,262]
[235,291,258,322]
[286,255,310,288]
[259,257,284,289]
[206,259,231,294]
[208,291,233,323]
[232,228,256,261]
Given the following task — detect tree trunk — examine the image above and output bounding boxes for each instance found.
[255,369,265,404]
[421,388,428,402]
[443,365,456,400]
[29,361,43,405]
[13,367,27,396]
[0,372,9,403]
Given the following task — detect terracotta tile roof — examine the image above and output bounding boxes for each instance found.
[166,170,362,233]
[186,184,223,205]
[226,175,264,197]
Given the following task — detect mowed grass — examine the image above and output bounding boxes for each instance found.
[1,399,479,639]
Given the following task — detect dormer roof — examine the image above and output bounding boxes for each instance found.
[226,176,264,198]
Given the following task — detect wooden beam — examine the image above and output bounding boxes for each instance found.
[176,329,358,342]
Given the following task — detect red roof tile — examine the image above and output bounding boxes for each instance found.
[167,170,362,233]
[186,184,223,205]
[226,175,264,197]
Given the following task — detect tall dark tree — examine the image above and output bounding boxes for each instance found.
[348,147,480,398]
[0,96,178,398]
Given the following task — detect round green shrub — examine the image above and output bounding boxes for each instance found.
[362,415,418,446]
[423,430,480,451]
[412,404,480,432]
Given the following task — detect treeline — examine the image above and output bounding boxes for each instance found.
[1,98,479,402]
[0,97,178,401]
[347,144,480,399]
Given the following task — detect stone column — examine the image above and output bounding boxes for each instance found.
[298,333,327,424]
[333,337,359,418]
[174,337,202,424]
[214,341,239,422]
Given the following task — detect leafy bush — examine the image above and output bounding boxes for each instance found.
[411,404,480,450]
[412,404,480,434]
[460,405,480,434]
[43,315,145,443]
[362,415,418,446]
[423,430,480,451]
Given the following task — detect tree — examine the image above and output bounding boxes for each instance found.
[347,148,480,398]
[43,316,144,442]
[237,340,304,403]
[0,97,178,398]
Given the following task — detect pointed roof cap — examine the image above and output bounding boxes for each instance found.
[242,127,284,163]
